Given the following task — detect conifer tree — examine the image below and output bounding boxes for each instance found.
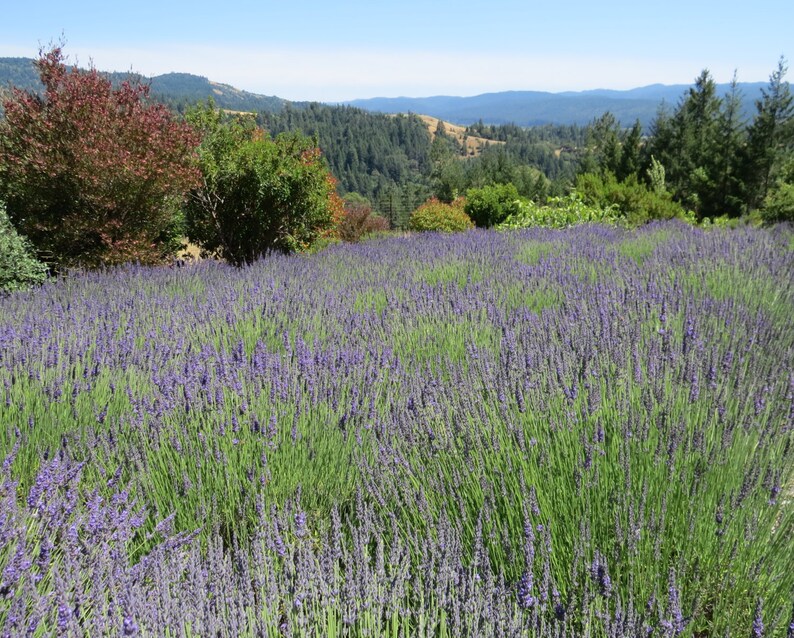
[743,57,794,210]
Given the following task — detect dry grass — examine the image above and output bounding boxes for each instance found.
[416,115,504,157]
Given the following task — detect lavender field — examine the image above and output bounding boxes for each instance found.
[1,222,793,637]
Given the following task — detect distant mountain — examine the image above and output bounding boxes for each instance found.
[345,84,768,128]
[0,58,286,113]
[0,56,771,129]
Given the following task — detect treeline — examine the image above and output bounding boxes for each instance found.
[2,48,792,294]
[576,62,793,224]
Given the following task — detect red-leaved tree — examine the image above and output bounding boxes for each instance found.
[0,47,201,269]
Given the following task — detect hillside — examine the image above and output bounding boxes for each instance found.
[417,114,503,156]
[0,58,286,113]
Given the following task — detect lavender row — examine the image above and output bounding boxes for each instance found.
[1,222,793,635]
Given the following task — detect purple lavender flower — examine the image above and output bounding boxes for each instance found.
[123,614,139,636]
[752,599,764,638]
[516,571,536,609]
[591,550,612,597]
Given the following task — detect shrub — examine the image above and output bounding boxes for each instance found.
[408,197,474,233]
[497,192,621,230]
[464,183,523,227]
[337,201,390,242]
[575,171,689,225]
[184,103,341,264]
[0,201,48,293]
[0,47,201,270]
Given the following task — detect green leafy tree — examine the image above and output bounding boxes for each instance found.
[0,47,201,269]
[184,103,341,264]
[464,183,522,227]
[0,201,48,293]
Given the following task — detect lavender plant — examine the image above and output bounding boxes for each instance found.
[0,222,792,636]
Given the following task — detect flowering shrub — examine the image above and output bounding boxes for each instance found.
[408,197,474,232]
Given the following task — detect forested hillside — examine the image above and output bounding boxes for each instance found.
[257,104,434,226]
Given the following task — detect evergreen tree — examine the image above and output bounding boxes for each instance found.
[582,112,622,176]
[616,120,643,182]
[743,57,794,210]
[713,74,746,217]
[647,70,724,219]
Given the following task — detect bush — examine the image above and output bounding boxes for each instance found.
[496,193,621,230]
[575,172,689,225]
[337,201,390,242]
[0,202,48,293]
[408,198,474,233]
[184,104,342,265]
[464,183,523,227]
[0,47,200,270]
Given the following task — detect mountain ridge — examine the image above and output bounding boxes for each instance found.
[343,83,768,127]
[0,56,771,127]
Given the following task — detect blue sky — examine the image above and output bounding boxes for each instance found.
[1,1,791,101]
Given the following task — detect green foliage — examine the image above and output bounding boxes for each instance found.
[0,47,201,270]
[0,202,48,293]
[743,58,794,211]
[184,102,340,264]
[408,198,474,233]
[575,171,690,225]
[645,65,794,222]
[646,70,728,220]
[258,103,433,218]
[579,113,643,183]
[646,155,667,194]
[761,156,794,223]
[464,183,523,227]
[496,192,620,229]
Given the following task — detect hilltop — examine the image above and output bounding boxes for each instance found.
[0,58,286,113]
